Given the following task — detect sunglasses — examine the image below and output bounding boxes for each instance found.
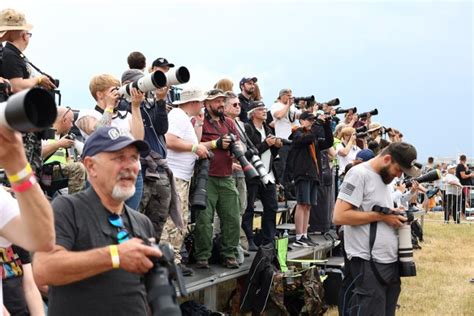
[62,106,72,119]
[108,214,130,244]
[232,102,240,108]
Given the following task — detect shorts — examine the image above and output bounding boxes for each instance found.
[295,179,318,205]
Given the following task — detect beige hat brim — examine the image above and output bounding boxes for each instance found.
[205,93,226,101]
[172,95,206,106]
[0,23,33,32]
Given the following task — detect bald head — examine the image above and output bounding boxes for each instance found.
[54,106,74,134]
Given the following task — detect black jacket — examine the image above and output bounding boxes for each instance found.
[288,121,334,183]
[238,93,252,123]
[244,121,279,183]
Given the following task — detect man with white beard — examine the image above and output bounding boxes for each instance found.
[33,127,162,316]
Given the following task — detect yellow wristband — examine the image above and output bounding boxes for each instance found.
[7,163,32,184]
[105,107,114,113]
[191,144,197,153]
[211,140,217,149]
[109,245,120,269]
[37,76,42,85]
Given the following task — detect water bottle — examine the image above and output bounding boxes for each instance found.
[283,230,289,238]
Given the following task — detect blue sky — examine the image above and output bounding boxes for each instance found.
[5,0,473,161]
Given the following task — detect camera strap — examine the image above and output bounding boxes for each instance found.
[369,222,389,286]
[94,105,128,120]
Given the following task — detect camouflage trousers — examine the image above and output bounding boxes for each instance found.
[138,173,171,242]
[160,178,190,263]
[52,162,86,194]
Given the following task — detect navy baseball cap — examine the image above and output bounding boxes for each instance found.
[152,57,175,68]
[81,127,149,159]
[239,77,257,87]
[355,149,375,162]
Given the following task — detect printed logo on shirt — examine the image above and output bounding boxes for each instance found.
[0,246,24,279]
[340,182,356,196]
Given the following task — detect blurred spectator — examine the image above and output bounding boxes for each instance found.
[238,77,257,122]
[127,51,146,71]
[445,164,463,222]
[214,78,234,92]
[335,127,361,175]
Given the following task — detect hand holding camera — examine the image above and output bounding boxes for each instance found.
[116,238,162,274]
[265,135,277,146]
[105,87,120,109]
[36,75,57,90]
[130,88,145,109]
[194,144,209,159]
[216,135,232,150]
[58,135,75,149]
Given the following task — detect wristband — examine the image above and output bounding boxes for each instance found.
[109,245,120,269]
[211,140,217,150]
[37,76,42,85]
[7,163,32,184]
[191,144,198,153]
[10,174,37,193]
[105,107,114,113]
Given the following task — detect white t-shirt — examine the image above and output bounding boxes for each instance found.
[444,173,462,195]
[336,143,361,175]
[270,102,301,139]
[166,108,198,181]
[0,187,21,307]
[76,109,132,141]
[337,162,398,263]
[255,125,276,183]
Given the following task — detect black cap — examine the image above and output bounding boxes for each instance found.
[82,127,149,159]
[152,57,175,68]
[299,111,315,121]
[385,142,420,177]
[239,77,257,87]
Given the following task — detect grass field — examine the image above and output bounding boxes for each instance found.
[328,212,474,315]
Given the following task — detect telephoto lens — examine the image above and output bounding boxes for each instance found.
[335,107,357,114]
[403,169,440,188]
[228,134,259,180]
[0,88,57,132]
[359,108,378,119]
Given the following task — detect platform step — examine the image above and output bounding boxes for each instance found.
[276,223,295,231]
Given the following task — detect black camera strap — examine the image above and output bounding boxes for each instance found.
[369,222,389,286]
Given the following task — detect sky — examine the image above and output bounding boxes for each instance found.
[3,0,473,161]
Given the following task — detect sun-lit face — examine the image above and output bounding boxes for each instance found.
[86,145,139,201]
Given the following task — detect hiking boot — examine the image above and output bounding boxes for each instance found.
[179,263,194,276]
[196,260,209,269]
[222,257,239,269]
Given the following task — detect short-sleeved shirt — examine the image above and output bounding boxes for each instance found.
[48,187,155,316]
[0,187,21,308]
[337,162,398,263]
[270,102,301,139]
[76,109,132,141]
[1,245,31,315]
[444,173,462,195]
[166,108,198,181]
[456,163,471,186]
[1,42,29,79]
[201,117,239,177]
[335,143,361,175]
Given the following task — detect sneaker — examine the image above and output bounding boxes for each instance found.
[292,239,310,247]
[300,236,318,247]
[222,257,239,269]
[178,263,194,276]
[196,260,209,269]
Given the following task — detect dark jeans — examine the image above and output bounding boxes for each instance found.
[339,257,401,316]
[445,194,461,223]
[242,181,278,245]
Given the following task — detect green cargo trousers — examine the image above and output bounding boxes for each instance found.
[194,176,240,261]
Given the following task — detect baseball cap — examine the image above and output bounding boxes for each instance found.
[173,87,206,105]
[447,164,457,170]
[239,77,257,87]
[205,89,226,101]
[247,100,266,116]
[385,142,421,177]
[0,9,33,38]
[152,57,175,68]
[355,149,375,162]
[299,111,315,121]
[82,127,149,159]
[121,69,144,84]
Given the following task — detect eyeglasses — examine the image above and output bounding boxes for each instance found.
[62,106,72,120]
[26,32,32,38]
[232,103,240,108]
[108,214,130,244]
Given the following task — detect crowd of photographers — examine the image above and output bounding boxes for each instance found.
[0,7,472,316]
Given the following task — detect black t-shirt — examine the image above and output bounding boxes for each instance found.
[48,187,155,316]
[1,245,31,316]
[456,163,471,186]
[1,42,29,80]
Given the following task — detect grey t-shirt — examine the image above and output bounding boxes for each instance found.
[338,162,398,263]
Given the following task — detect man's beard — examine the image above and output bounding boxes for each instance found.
[111,171,137,201]
[209,106,224,118]
[380,165,394,184]
[244,87,254,96]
